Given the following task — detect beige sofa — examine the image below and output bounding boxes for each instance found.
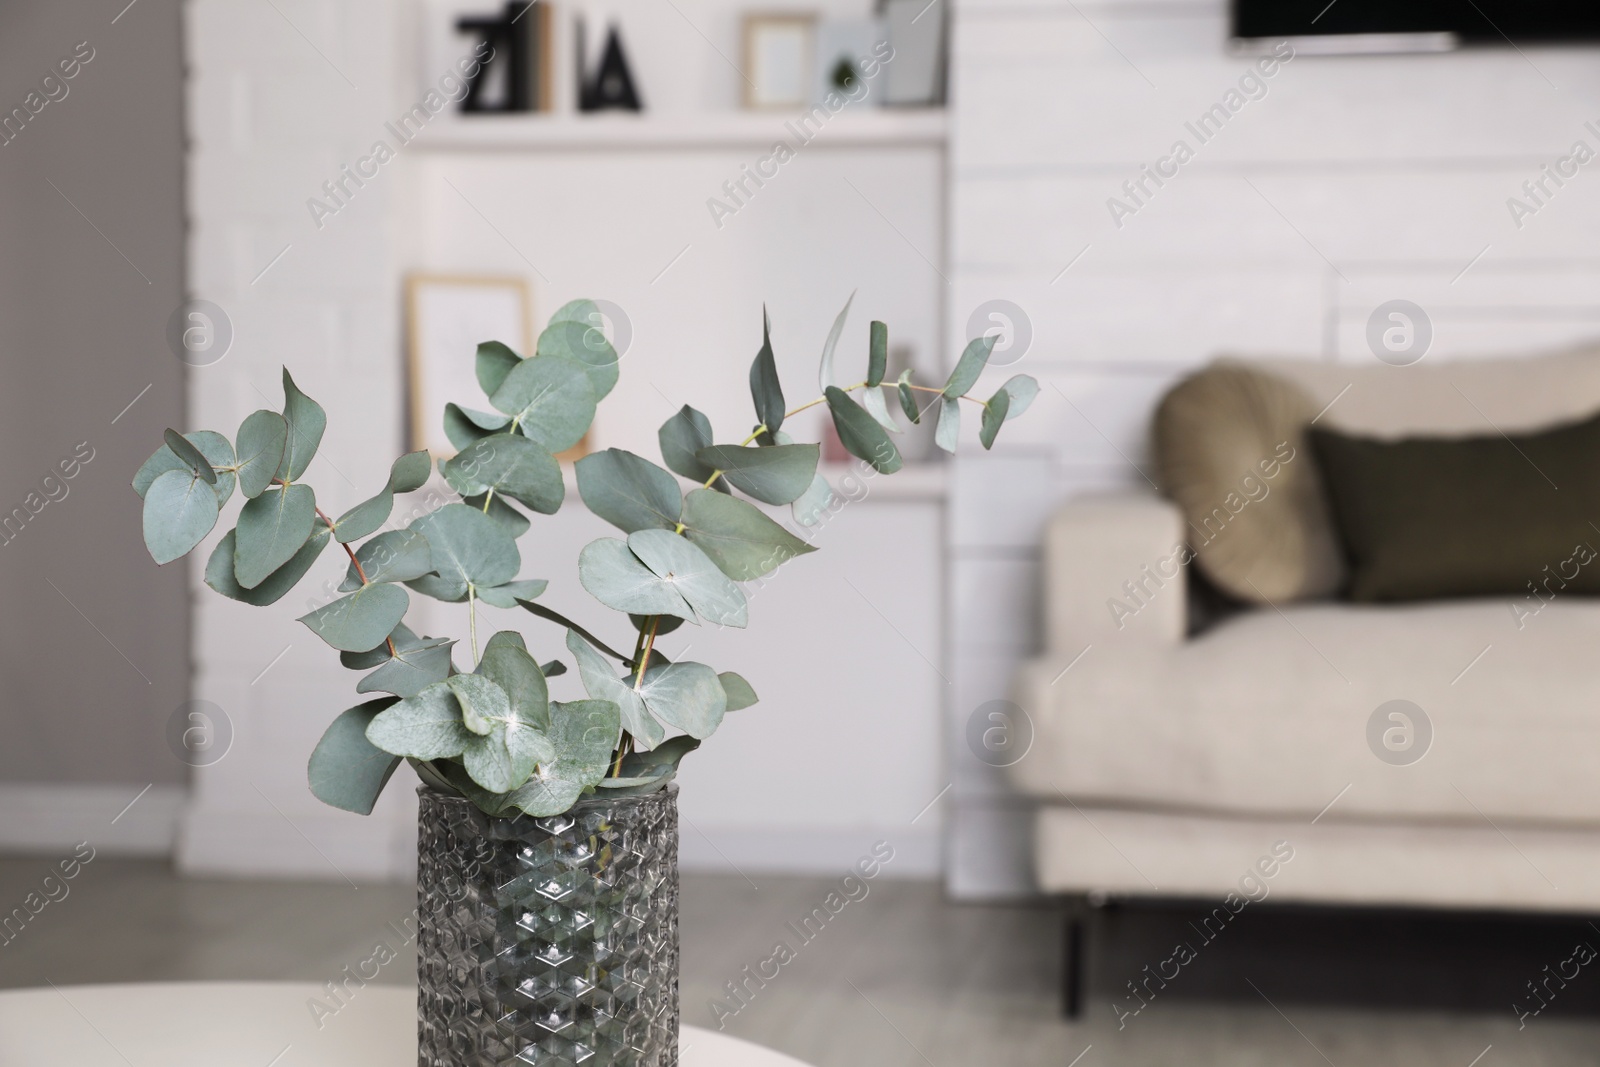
[1012,348,1600,920]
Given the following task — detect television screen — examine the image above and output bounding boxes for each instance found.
[1233,0,1600,45]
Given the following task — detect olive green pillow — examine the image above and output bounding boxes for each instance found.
[1309,412,1600,602]
[1154,364,1345,603]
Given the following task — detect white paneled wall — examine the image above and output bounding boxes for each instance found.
[945,0,1600,896]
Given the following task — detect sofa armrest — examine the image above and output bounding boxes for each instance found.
[1044,490,1188,652]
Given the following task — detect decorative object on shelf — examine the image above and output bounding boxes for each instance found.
[883,0,947,106]
[743,14,816,109]
[813,19,886,106]
[405,275,532,457]
[454,0,553,112]
[131,297,1036,1066]
[577,22,643,111]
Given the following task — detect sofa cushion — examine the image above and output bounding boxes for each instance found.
[1310,413,1600,601]
[1153,363,1344,603]
[1010,598,1600,826]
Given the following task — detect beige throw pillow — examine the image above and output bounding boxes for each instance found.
[1153,362,1345,603]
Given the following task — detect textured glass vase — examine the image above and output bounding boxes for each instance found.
[416,784,680,1066]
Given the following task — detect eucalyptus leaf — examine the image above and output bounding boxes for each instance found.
[407,503,520,601]
[749,307,784,441]
[578,538,696,622]
[134,431,236,506]
[825,387,902,474]
[695,443,819,506]
[235,410,288,499]
[441,434,562,514]
[163,428,218,485]
[464,492,531,538]
[366,681,474,760]
[308,699,402,815]
[628,529,748,627]
[335,450,434,543]
[343,622,425,670]
[234,483,317,588]
[489,354,597,453]
[496,699,621,817]
[639,660,726,740]
[478,630,550,731]
[541,660,567,677]
[576,448,682,533]
[276,368,327,481]
[475,579,548,609]
[979,389,1011,450]
[719,672,759,711]
[935,397,960,453]
[867,321,888,387]
[598,735,700,795]
[679,488,816,581]
[943,335,997,399]
[538,309,620,400]
[998,374,1040,421]
[631,613,685,636]
[142,468,220,565]
[861,385,901,433]
[299,582,409,653]
[447,673,510,736]
[444,404,512,453]
[817,291,854,392]
[476,341,522,397]
[339,529,434,590]
[791,471,834,527]
[356,638,455,698]
[567,629,664,752]
[206,528,328,606]
[897,369,922,424]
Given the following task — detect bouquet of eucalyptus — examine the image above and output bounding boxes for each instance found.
[135,299,1036,820]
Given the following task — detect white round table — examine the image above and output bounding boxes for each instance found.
[0,982,807,1066]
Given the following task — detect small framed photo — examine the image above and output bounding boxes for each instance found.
[405,274,531,457]
[744,14,816,109]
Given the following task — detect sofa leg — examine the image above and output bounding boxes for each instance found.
[1063,906,1086,1019]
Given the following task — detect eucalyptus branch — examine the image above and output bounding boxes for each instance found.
[314,501,397,657]
[518,600,635,667]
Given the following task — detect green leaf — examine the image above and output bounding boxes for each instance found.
[817,291,855,391]
[628,529,748,627]
[867,321,888,387]
[334,451,434,543]
[441,434,563,515]
[935,397,960,453]
[749,307,784,442]
[142,469,220,565]
[695,443,820,506]
[632,612,686,636]
[478,630,550,731]
[206,528,329,606]
[541,660,567,677]
[164,428,217,485]
[679,488,816,581]
[339,529,434,590]
[999,374,1040,421]
[343,622,424,669]
[444,404,512,453]
[489,354,597,453]
[897,369,922,425]
[446,673,508,736]
[578,538,695,622]
[639,660,726,739]
[979,389,1011,450]
[538,305,620,400]
[299,582,409,653]
[576,448,683,533]
[791,471,834,527]
[475,578,548,609]
[276,368,327,481]
[861,385,901,433]
[356,638,455,698]
[496,699,621,816]
[719,672,759,711]
[464,493,530,538]
[134,431,236,506]
[235,410,288,499]
[567,629,663,751]
[366,681,474,760]
[598,735,700,794]
[476,341,522,397]
[235,483,317,588]
[658,406,729,492]
[308,699,402,815]
[825,387,902,474]
[944,335,997,399]
[407,503,520,601]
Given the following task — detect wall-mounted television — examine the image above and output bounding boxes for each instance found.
[1232,0,1600,54]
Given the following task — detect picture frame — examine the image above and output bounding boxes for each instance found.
[743,14,817,109]
[405,273,532,458]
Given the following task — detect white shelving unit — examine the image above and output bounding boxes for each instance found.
[412,109,948,152]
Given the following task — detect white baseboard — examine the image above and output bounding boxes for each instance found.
[0,783,185,856]
[678,823,940,879]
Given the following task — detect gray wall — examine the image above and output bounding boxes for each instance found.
[0,1,186,785]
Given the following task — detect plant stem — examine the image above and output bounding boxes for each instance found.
[633,616,661,690]
[315,505,397,657]
[519,601,634,666]
[467,586,479,667]
[481,487,495,514]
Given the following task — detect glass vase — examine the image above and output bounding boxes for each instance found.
[416,784,680,1066]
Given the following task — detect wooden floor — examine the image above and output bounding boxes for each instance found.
[2,857,1597,1065]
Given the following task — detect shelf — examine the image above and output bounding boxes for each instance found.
[411,109,948,152]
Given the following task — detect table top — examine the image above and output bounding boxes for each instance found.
[0,982,810,1066]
